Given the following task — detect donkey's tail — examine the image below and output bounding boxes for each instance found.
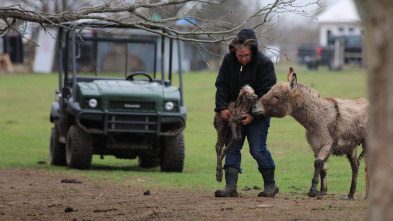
[358,140,369,198]
[357,141,367,165]
[358,150,366,164]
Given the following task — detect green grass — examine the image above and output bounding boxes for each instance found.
[0,63,368,196]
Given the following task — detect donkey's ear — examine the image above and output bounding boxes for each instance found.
[288,71,297,93]
[287,67,295,81]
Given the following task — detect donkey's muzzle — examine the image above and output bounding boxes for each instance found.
[252,101,265,116]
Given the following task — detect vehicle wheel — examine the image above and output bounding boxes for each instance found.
[66,125,93,169]
[138,156,160,168]
[328,59,334,71]
[307,61,318,70]
[50,125,66,166]
[161,133,185,172]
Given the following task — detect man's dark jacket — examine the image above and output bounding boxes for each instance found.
[214,28,277,113]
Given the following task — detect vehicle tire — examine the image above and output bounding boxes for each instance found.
[50,125,67,166]
[328,59,334,71]
[307,61,318,70]
[138,156,160,168]
[66,125,93,169]
[160,133,185,172]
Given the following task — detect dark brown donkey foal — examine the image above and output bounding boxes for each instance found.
[214,85,258,182]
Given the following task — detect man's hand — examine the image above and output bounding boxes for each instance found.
[220,109,233,121]
[241,114,254,125]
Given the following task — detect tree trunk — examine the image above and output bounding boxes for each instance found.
[355,0,393,220]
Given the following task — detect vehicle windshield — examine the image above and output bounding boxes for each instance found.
[67,27,160,79]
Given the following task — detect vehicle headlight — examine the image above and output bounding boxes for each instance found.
[88,98,98,108]
[164,101,175,111]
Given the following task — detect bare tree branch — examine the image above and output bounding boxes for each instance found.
[0,0,322,42]
[0,0,323,65]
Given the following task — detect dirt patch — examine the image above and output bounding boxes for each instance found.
[0,168,367,221]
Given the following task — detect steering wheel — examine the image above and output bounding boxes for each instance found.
[126,72,153,82]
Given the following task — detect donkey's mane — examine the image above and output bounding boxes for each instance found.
[297,83,320,98]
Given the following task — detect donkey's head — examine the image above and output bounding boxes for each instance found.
[235,85,258,108]
[252,67,298,118]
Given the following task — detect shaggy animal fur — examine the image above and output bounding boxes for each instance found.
[214,85,258,182]
[252,67,369,199]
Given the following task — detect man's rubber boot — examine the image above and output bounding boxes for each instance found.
[215,167,239,197]
[258,167,279,197]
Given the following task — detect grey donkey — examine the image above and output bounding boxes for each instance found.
[252,67,369,200]
[214,85,258,183]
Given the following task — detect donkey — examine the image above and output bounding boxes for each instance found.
[252,67,368,199]
[214,85,258,182]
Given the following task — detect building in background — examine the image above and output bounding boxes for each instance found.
[295,0,364,70]
[316,0,363,47]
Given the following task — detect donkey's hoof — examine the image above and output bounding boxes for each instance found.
[216,170,223,182]
[307,190,318,198]
[318,191,327,196]
[344,195,354,200]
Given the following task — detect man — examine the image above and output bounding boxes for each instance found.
[214,28,279,197]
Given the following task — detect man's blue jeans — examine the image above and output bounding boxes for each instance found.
[224,117,275,173]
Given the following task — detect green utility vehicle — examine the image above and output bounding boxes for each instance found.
[49,21,186,172]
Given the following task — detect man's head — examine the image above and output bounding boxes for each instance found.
[229,29,258,66]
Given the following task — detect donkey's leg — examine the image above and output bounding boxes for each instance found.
[214,114,228,182]
[308,159,323,197]
[220,138,237,160]
[320,162,328,195]
[215,139,224,182]
[215,129,228,182]
[220,123,241,160]
[308,145,331,197]
[346,148,359,200]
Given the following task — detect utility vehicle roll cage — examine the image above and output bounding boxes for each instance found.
[56,21,184,116]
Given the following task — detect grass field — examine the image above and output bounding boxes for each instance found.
[0,63,368,196]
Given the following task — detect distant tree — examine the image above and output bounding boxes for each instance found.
[354,0,393,220]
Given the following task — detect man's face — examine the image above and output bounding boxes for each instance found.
[236,47,252,66]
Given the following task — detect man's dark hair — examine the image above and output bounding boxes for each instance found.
[229,37,256,54]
